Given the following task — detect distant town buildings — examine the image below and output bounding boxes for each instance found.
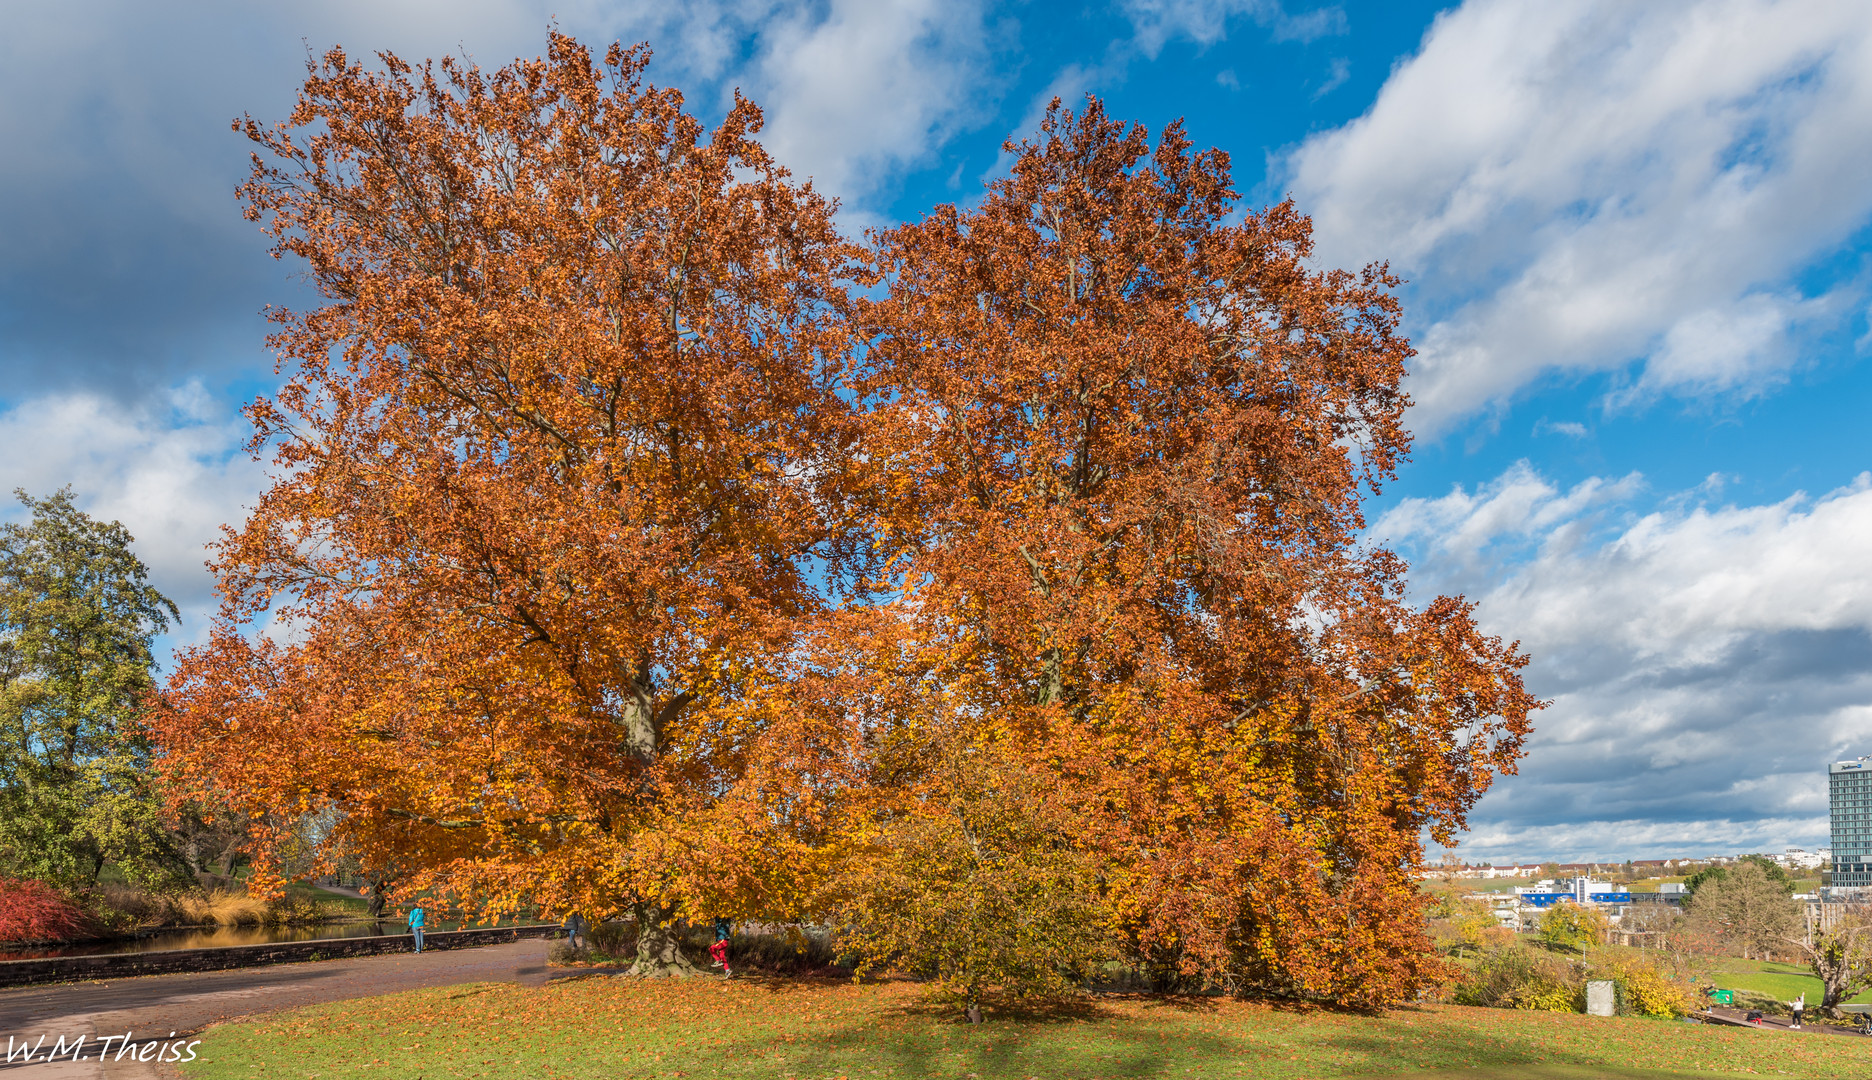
[1421,757,1856,924]
[1418,848,1831,885]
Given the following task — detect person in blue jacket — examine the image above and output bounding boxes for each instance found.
[408,904,426,954]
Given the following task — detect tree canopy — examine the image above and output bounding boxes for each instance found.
[157,36,864,968]
[839,99,1536,1005]
[154,34,1538,1006]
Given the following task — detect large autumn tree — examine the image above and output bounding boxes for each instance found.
[154,36,864,971]
[156,32,1535,1003]
[840,100,1537,1007]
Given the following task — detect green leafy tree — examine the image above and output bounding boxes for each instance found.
[0,490,182,888]
[1536,903,1608,953]
[1428,892,1504,957]
[1684,855,1791,899]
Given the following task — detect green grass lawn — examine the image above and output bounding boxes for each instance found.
[287,880,373,916]
[1708,958,1872,1007]
[179,977,1872,1080]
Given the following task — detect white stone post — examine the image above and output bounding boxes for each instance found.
[1586,980,1616,1017]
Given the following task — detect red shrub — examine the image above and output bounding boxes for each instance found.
[0,878,94,942]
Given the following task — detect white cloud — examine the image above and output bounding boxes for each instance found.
[1534,419,1588,439]
[0,1,999,390]
[1383,464,1872,860]
[1311,55,1349,100]
[1121,0,1347,54]
[0,387,263,653]
[1624,289,1848,402]
[1455,817,1826,866]
[1284,0,1872,429]
[1373,460,1641,570]
[750,0,998,207]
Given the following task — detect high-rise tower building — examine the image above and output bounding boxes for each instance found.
[1830,757,1872,889]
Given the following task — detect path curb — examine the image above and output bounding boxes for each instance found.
[0,924,558,988]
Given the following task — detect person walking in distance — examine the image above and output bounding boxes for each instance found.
[564,911,587,952]
[1790,994,1805,1030]
[408,903,426,954]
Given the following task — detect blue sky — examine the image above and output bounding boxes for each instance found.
[4,0,1870,863]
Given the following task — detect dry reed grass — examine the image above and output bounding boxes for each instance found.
[181,890,272,926]
[96,884,342,930]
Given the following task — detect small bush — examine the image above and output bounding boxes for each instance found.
[1514,983,1583,1013]
[0,877,94,942]
[1451,944,1581,1012]
[723,928,844,975]
[1537,905,1610,954]
[1584,952,1694,1019]
[1451,941,1696,1019]
[547,940,590,965]
[588,920,634,959]
[1428,893,1511,958]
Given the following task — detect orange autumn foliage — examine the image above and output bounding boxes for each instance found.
[155,36,865,940]
[844,100,1537,1006]
[153,35,1536,1006]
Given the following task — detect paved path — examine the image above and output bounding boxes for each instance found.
[1702,1004,1870,1036]
[0,938,556,1079]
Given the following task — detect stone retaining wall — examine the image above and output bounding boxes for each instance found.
[0,924,559,988]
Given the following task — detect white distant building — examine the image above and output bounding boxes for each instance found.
[1780,847,1826,870]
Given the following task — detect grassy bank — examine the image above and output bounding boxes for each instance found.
[181,977,1872,1079]
[1709,958,1872,1007]
[286,880,372,917]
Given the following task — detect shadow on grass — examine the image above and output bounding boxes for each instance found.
[1315,1017,1773,1080]
[780,1011,1244,1080]
[747,990,1804,1080]
[889,991,1114,1024]
[1349,1068,1767,1080]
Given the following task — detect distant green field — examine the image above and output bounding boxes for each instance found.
[1420,877,1525,895]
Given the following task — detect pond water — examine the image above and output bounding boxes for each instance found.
[0,918,551,962]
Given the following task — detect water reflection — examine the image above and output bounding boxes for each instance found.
[0,918,548,962]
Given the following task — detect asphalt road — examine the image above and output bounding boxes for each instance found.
[0,937,555,1079]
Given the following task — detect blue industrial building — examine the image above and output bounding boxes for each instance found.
[1516,890,1633,908]
[1515,877,1632,908]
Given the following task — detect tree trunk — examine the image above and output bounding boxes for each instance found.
[620,903,702,978]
